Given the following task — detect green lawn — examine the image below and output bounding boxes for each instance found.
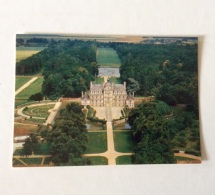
[16,77,44,99]
[87,156,108,165]
[113,131,135,153]
[15,77,33,90]
[109,77,122,84]
[97,47,121,67]
[26,118,46,124]
[93,77,104,84]
[85,132,107,153]
[20,157,42,165]
[116,155,132,165]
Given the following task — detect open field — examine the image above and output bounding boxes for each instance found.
[85,132,107,153]
[109,77,122,84]
[16,77,44,99]
[15,77,33,90]
[16,46,46,62]
[93,77,104,84]
[97,48,121,67]
[87,156,108,165]
[22,104,55,118]
[113,131,135,153]
[116,155,132,165]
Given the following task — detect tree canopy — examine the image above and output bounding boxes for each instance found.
[128,101,175,164]
[47,102,90,165]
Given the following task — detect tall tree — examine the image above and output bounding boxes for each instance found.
[128,101,175,164]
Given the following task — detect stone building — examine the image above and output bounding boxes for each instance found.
[81,78,134,108]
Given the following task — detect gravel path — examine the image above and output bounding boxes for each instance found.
[15,77,38,96]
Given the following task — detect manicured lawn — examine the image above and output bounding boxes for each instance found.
[20,157,42,165]
[113,131,135,153]
[22,104,55,118]
[93,77,104,84]
[87,156,108,165]
[116,155,132,165]
[97,47,121,67]
[85,132,107,153]
[26,118,46,124]
[16,77,44,99]
[15,77,33,90]
[109,77,122,84]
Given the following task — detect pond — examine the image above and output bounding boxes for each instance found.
[98,68,120,77]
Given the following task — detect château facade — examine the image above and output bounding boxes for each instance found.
[81,78,134,108]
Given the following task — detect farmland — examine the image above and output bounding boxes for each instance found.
[15,76,33,90]
[16,77,44,99]
[97,47,121,67]
[16,46,46,62]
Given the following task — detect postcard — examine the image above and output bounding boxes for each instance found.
[13,34,200,166]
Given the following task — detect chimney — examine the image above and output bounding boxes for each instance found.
[124,81,126,89]
[82,91,83,97]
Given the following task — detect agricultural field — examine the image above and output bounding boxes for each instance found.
[109,77,122,84]
[97,47,121,67]
[15,76,33,90]
[15,77,44,99]
[16,46,46,62]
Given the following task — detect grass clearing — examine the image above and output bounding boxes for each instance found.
[86,132,107,153]
[116,155,132,165]
[15,77,33,90]
[109,77,122,84]
[16,77,44,99]
[87,156,108,165]
[97,47,121,67]
[93,77,104,84]
[114,131,135,153]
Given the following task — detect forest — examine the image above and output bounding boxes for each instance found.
[16,39,98,99]
[111,42,198,118]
